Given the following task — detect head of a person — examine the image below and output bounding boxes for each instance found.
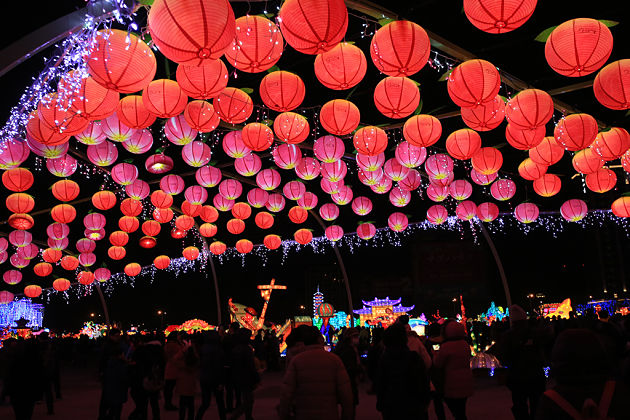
[509,305,528,326]
[286,325,311,349]
[343,327,360,346]
[108,328,121,342]
[443,320,467,341]
[301,326,324,346]
[426,322,442,339]
[551,329,610,385]
[383,323,408,350]
[598,310,610,322]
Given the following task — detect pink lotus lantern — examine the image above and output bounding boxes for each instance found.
[256,169,282,191]
[145,154,174,174]
[332,185,353,205]
[48,237,69,251]
[273,144,302,169]
[319,203,340,221]
[430,171,455,187]
[111,163,139,186]
[456,201,478,221]
[321,160,347,182]
[75,121,106,145]
[76,238,96,253]
[10,254,29,269]
[0,291,14,304]
[266,193,286,212]
[514,203,539,223]
[0,252,7,265]
[388,212,408,232]
[26,135,69,158]
[297,192,318,210]
[234,154,262,176]
[383,158,410,182]
[321,179,343,195]
[426,184,449,202]
[449,180,473,201]
[122,129,153,154]
[85,229,105,241]
[0,140,30,169]
[283,181,306,201]
[17,244,39,260]
[560,199,588,222]
[196,166,222,187]
[351,196,373,215]
[182,141,212,167]
[398,169,422,191]
[356,152,385,172]
[160,174,185,195]
[83,213,106,231]
[314,136,345,163]
[213,194,235,212]
[325,225,344,241]
[102,114,135,142]
[79,252,97,267]
[3,270,22,285]
[477,202,499,222]
[222,131,251,158]
[358,168,384,186]
[10,230,33,247]
[87,141,118,166]
[295,157,321,180]
[424,154,454,180]
[470,169,498,186]
[165,114,198,145]
[370,176,393,194]
[389,187,411,207]
[219,179,243,200]
[490,179,516,201]
[395,141,427,168]
[46,155,77,177]
[94,267,111,282]
[125,179,151,200]
[247,188,269,208]
[357,223,376,240]
[185,186,208,205]
[0,237,7,252]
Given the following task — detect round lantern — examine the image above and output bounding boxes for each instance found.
[446,129,482,160]
[403,114,442,147]
[370,20,430,76]
[53,278,71,292]
[37,94,88,135]
[448,59,500,108]
[319,99,360,136]
[426,184,449,202]
[314,42,366,90]
[9,230,32,247]
[151,190,173,209]
[222,131,251,158]
[2,168,33,192]
[255,212,275,229]
[594,60,630,110]
[266,193,286,213]
[108,246,126,260]
[116,95,156,129]
[46,154,77,177]
[514,203,539,223]
[325,225,344,242]
[232,202,252,220]
[184,100,220,133]
[42,248,62,263]
[554,113,598,152]
[389,187,411,207]
[78,271,95,285]
[48,238,69,251]
[560,199,588,222]
[120,198,142,217]
[471,147,503,175]
[353,126,388,156]
[293,228,313,246]
[225,218,244,235]
[427,205,448,224]
[181,201,202,217]
[142,79,188,118]
[214,195,235,212]
[76,238,96,254]
[505,89,553,130]
[461,96,505,131]
[25,135,69,158]
[51,204,76,223]
[259,71,305,112]
[274,112,310,144]
[209,241,227,255]
[6,193,34,214]
[182,141,212,167]
[356,152,385,172]
[184,186,208,206]
[164,114,197,146]
[101,114,135,143]
[75,121,106,145]
[219,179,243,200]
[359,169,383,188]
[247,188,269,208]
[314,136,345,163]
[24,285,42,298]
[242,123,274,152]
[148,0,235,64]
[119,216,139,233]
[109,231,129,247]
[612,197,630,217]
[256,169,282,191]
[449,180,473,201]
[122,129,153,154]
[195,166,222,190]
[351,196,373,216]
[399,170,422,191]
[199,223,217,238]
[456,201,478,221]
[183,246,200,261]
[85,229,105,241]
[356,223,376,240]
[154,208,174,224]
[490,179,516,201]
[17,243,38,260]
[273,144,302,170]
[175,215,195,231]
[110,163,138,186]
[10,254,29,269]
[424,154,454,180]
[470,169,497,186]
[545,18,613,77]
[124,263,141,277]
[214,88,254,124]
[60,255,79,271]
[125,179,150,201]
[383,159,410,182]
[585,168,617,193]
[572,149,604,175]
[592,128,630,161]
[533,174,561,197]
[388,213,408,232]
[154,255,171,270]
[321,161,347,182]
[235,239,254,254]
[288,206,308,224]
[261,234,281,250]
[0,140,30,170]
[529,136,565,166]
[87,141,118,167]
[295,158,321,181]
[319,203,340,221]
[374,76,420,119]
[8,214,33,231]
[160,174,185,196]
[477,202,499,222]
[26,112,70,146]
[200,206,219,223]
[463,0,536,33]
[61,73,118,121]
[283,181,306,201]
[518,158,548,181]
[176,60,228,99]
[225,15,283,73]
[297,192,318,210]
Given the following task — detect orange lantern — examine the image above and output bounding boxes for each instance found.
[232,202,252,220]
[150,190,173,209]
[116,95,156,129]
[370,20,430,76]
[572,149,604,175]
[120,198,142,217]
[199,223,217,237]
[529,137,565,166]
[612,197,630,218]
[585,168,617,193]
[37,94,89,135]
[373,76,420,119]
[142,220,161,237]
[51,180,80,202]
[294,228,313,245]
[353,126,388,156]
[51,204,76,223]
[64,75,119,121]
[235,239,253,254]
[200,205,219,223]
[505,89,553,130]
[153,208,174,224]
[108,246,126,260]
[78,271,95,285]
[463,0,536,34]
[209,241,227,255]
[471,147,502,175]
[109,231,129,247]
[518,158,547,181]
[154,255,171,270]
[403,114,442,148]
[33,262,53,277]
[53,278,71,292]
[314,42,366,90]
[26,112,70,145]
[24,285,42,298]
[60,255,79,271]
[224,15,284,73]
[448,59,500,108]
[505,124,545,151]
[213,88,253,124]
[184,101,220,132]
[533,174,561,197]
[259,71,305,112]
[92,190,117,211]
[445,129,482,160]
[6,193,35,214]
[142,79,188,118]
[3,168,34,192]
[176,60,228,99]
[119,216,139,233]
[461,96,505,131]
[226,218,246,235]
[181,201,202,217]
[288,206,308,224]
[264,234,282,250]
[319,99,360,136]
[242,123,274,152]
[42,248,62,263]
[173,215,194,231]
[183,246,200,260]
[124,263,141,277]
[591,128,630,161]
[8,214,34,230]
[594,60,630,110]
[274,112,310,144]
[255,212,274,229]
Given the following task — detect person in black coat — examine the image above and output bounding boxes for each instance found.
[5,339,45,420]
[228,329,260,420]
[196,331,227,420]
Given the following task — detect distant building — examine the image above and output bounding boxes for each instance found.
[353,297,414,328]
[0,298,44,329]
[313,285,324,317]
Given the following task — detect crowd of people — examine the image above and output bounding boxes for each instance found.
[2,305,630,419]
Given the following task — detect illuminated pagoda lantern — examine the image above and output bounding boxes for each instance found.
[313,285,324,317]
[353,297,414,328]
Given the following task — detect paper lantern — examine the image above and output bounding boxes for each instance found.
[572,149,604,175]
[124,263,141,277]
[148,0,235,64]
[323,225,343,242]
[545,18,612,77]
[259,71,305,112]
[591,128,630,161]
[314,42,366,90]
[278,0,347,54]
[150,190,173,209]
[332,185,353,205]
[370,20,430,76]
[259,234,281,250]
[288,206,308,224]
[164,114,198,146]
[196,166,222,188]
[142,79,188,118]
[225,15,283,72]
[430,172,455,187]
[297,192,318,210]
[6,193,34,214]
[490,179,516,201]
[401,116,441,149]
[234,239,252,254]
[119,216,139,233]
[76,238,96,254]
[213,195,235,212]
[0,141,30,170]
[242,123,274,152]
[446,129,482,160]
[183,246,200,261]
[477,202,499,222]
[426,184,449,202]
[353,126,388,156]
[46,155,77,178]
[383,159,410,182]
[184,186,208,205]
[75,121,106,145]
[374,76,420,119]
[52,278,71,292]
[107,246,126,260]
[37,94,88,135]
[24,285,42,298]
[84,213,106,231]
[184,100,220,132]
[62,76,118,122]
[274,112,310,144]
[560,199,588,222]
[461,96,505,131]
[255,212,275,229]
[529,136,565,166]
[357,223,376,240]
[25,135,68,159]
[42,248,62,263]
[518,158,547,181]
[389,187,411,207]
[321,161,347,182]
[247,189,269,208]
[294,229,313,245]
[8,214,33,231]
[585,168,617,193]
[424,154,454,180]
[10,254,29,269]
[319,203,340,221]
[197,206,217,224]
[209,242,227,255]
[505,124,545,151]
[505,89,553,130]
[110,163,138,186]
[175,215,195,231]
[471,147,503,175]
[122,129,153,154]
[222,131,251,158]
[160,174,185,195]
[456,201,478,221]
[125,179,151,201]
[101,114,135,143]
[612,197,630,217]
[448,60,500,108]
[85,229,105,241]
[46,223,67,241]
[109,231,129,247]
[464,0,537,33]
[2,168,33,192]
[25,112,69,146]
[256,169,282,191]
[8,229,33,248]
[181,201,202,217]
[514,203,539,223]
[533,174,561,197]
[295,158,321,181]
[214,88,253,124]
[87,141,118,166]
[231,202,252,220]
[141,236,157,249]
[266,193,286,212]
[594,60,630,110]
[470,169,498,186]
[17,243,39,260]
[319,99,360,136]
[153,208,174,224]
[273,144,302,170]
[116,95,156,129]
[351,196,373,216]
[51,204,76,223]
[314,136,345,163]
[219,179,243,200]
[60,255,79,271]
[283,181,306,201]
[78,271,95,285]
[449,180,473,201]
[387,213,408,232]
[140,220,160,238]
[199,223,217,238]
[182,141,212,167]
[176,60,228,99]
[556,113,600,151]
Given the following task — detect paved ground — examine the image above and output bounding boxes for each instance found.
[0,366,513,419]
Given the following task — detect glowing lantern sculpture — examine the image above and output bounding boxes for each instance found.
[477,202,499,222]
[210,242,227,255]
[314,136,345,163]
[75,121,106,145]
[122,129,153,154]
[463,0,537,33]
[461,96,505,131]
[219,179,243,200]
[176,59,228,99]
[389,187,411,207]
[424,154,454,180]
[325,225,344,241]
[471,147,503,175]
[274,112,310,144]
[160,174,185,195]
[24,285,42,298]
[315,42,366,90]
[53,278,71,292]
[225,15,283,73]
[506,124,545,151]
[351,196,373,216]
[110,163,138,186]
[585,168,617,193]
[373,77,420,119]
[184,101,220,132]
[242,123,274,152]
[593,60,630,110]
[560,199,588,222]
[319,99,360,136]
[533,174,561,197]
[46,155,77,178]
[370,20,430,76]
[116,95,156,129]
[247,188,269,208]
[196,166,222,188]
[87,141,118,166]
[505,89,553,130]
[572,149,604,175]
[448,59,500,108]
[514,203,539,223]
[353,126,388,156]
[446,129,482,160]
[591,128,630,161]
[427,205,448,224]
[456,201,478,221]
[273,144,302,170]
[259,71,305,112]
[0,141,30,169]
[182,141,212,167]
[214,88,254,124]
[255,212,275,229]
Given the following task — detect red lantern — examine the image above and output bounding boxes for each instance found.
[140,220,160,237]
[154,255,170,270]
[314,42,366,90]
[87,29,156,93]
[594,60,630,110]
[505,89,553,130]
[171,228,187,239]
[545,18,612,77]
[463,0,536,33]
[154,208,174,224]
[325,225,344,241]
[374,76,420,119]
[26,112,70,146]
[242,123,274,152]
[274,112,310,144]
[109,231,129,247]
[75,121,105,145]
[255,212,274,229]
[151,190,173,209]
[357,223,376,240]
[278,0,347,55]
[119,216,139,233]
[259,71,305,112]
[24,285,42,298]
[37,94,88,135]
[288,206,308,224]
[264,234,282,250]
[319,99,360,136]
[294,229,313,245]
[533,174,561,197]
[108,246,126,260]
[403,114,442,147]
[66,75,119,121]
[591,128,630,161]
[612,197,630,218]
[120,198,142,217]
[506,124,545,151]
[446,129,481,160]
[471,147,502,175]
[33,262,52,277]
[214,88,253,124]
[461,96,505,131]
[142,79,188,118]
[176,60,228,99]
[477,202,499,222]
[585,168,617,193]
[53,278,71,292]
[3,168,33,192]
[78,271,95,285]
[235,239,254,254]
[514,203,539,224]
[448,59,500,108]
[184,100,220,133]
[560,199,588,222]
[314,136,345,163]
[181,201,202,217]
[124,263,141,277]
[122,130,153,154]
[116,95,156,129]
[529,137,565,166]
[225,15,283,73]
[518,158,548,181]
[200,205,219,223]
[6,193,34,214]
[42,248,62,263]
[232,202,252,220]
[353,126,388,156]
[199,223,217,237]
[51,180,79,202]
[175,215,195,231]
[8,214,33,231]
[60,255,79,271]
[209,242,227,255]
[226,218,245,234]
[456,201,478,221]
[572,149,604,175]
[50,204,76,223]
[183,246,200,260]
[370,20,430,76]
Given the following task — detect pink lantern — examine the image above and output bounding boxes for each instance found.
[185,186,208,205]
[182,141,212,167]
[110,163,139,186]
[165,114,198,146]
[0,291,14,304]
[332,185,353,205]
[430,171,455,187]
[388,212,408,232]
[75,121,106,145]
[83,213,106,231]
[266,193,286,212]
[297,192,318,210]
[145,154,174,174]
[321,179,344,195]
[395,141,427,168]
[358,168,384,186]
[356,152,385,172]
[219,179,243,200]
[357,223,376,240]
[389,187,411,207]
[48,237,69,251]
[102,114,135,142]
[0,251,7,265]
[78,252,97,267]
[383,158,410,181]
[46,223,68,240]
[3,270,22,285]
[46,155,77,177]
[87,141,118,166]
[351,196,373,215]
[256,169,282,191]
[76,238,96,253]
[10,254,29,269]
[560,199,588,222]
[94,267,111,282]
[295,158,321,180]
[222,131,251,158]
[234,154,262,177]
[321,161,348,183]
[213,194,235,211]
[470,168,497,186]
[514,203,539,223]
[247,188,269,208]
[122,129,153,154]
[456,201,477,221]
[196,166,222,188]
[0,140,30,169]
[0,237,7,252]
[9,230,33,247]
[325,225,344,241]
[17,243,39,260]
[477,202,499,222]
[449,180,473,201]
[398,169,422,191]
[490,179,516,201]
[273,144,302,169]
[125,179,151,200]
[319,203,340,221]
[26,135,69,158]
[370,176,393,194]
[283,181,306,201]
[424,154,454,180]
[314,136,345,163]
[160,174,185,195]
[426,184,449,202]
[85,229,105,241]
